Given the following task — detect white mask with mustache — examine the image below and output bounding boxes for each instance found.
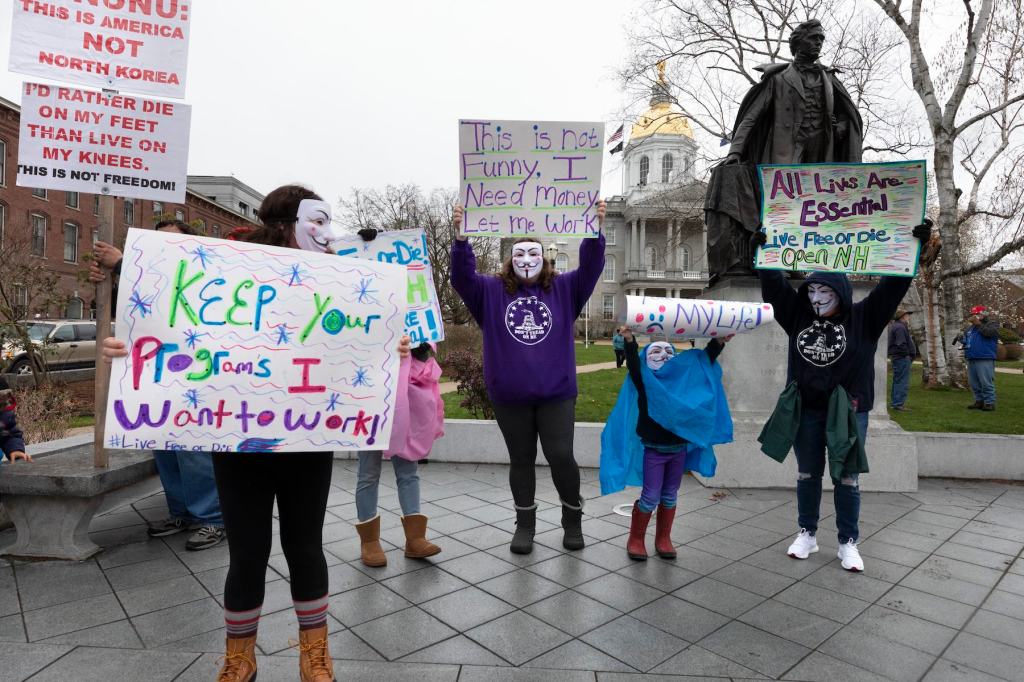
[646,342,675,372]
[511,242,544,281]
[294,199,341,253]
[807,283,839,317]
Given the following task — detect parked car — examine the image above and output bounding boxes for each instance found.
[1,320,99,375]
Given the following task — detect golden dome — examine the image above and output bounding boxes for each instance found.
[630,101,694,140]
[630,60,694,140]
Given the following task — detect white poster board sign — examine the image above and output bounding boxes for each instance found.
[626,295,775,340]
[9,0,191,99]
[458,119,604,238]
[16,82,191,202]
[105,229,408,453]
[331,228,445,343]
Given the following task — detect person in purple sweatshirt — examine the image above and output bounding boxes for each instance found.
[451,202,606,555]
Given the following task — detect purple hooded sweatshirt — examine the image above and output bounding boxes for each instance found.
[450,235,605,405]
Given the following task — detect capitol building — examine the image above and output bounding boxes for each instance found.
[549,71,709,336]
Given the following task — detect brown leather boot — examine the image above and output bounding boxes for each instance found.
[401,514,441,559]
[355,516,387,567]
[216,635,257,682]
[298,625,335,682]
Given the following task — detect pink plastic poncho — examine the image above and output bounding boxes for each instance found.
[384,354,445,461]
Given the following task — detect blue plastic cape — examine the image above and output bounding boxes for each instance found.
[599,345,733,495]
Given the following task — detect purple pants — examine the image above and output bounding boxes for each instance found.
[638,446,687,513]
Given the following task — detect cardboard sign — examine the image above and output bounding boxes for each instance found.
[16,82,190,202]
[755,161,927,277]
[105,229,408,453]
[9,0,191,99]
[331,228,445,343]
[626,295,775,339]
[458,119,604,238]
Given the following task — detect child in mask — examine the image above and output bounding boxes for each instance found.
[354,339,445,567]
[450,202,606,554]
[600,330,733,560]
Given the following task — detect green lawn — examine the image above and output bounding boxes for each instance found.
[888,371,1024,435]
[443,367,628,422]
[997,359,1023,370]
[574,342,616,366]
[445,364,1024,435]
[70,415,96,428]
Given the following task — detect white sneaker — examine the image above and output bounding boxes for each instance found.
[787,529,819,559]
[838,539,864,572]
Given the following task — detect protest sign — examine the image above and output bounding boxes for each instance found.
[16,82,190,202]
[458,119,604,238]
[755,161,927,277]
[626,295,775,340]
[105,228,408,453]
[9,0,191,99]
[331,228,445,343]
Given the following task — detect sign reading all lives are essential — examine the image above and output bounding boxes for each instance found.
[16,82,190,202]
[105,228,408,453]
[626,295,774,340]
[755,161,926,277]
[458,119,604,238]
[331,228,446,344]
[9,0,191,99]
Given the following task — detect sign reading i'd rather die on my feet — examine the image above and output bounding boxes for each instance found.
[459,119,604,238]
[105,229,408,454]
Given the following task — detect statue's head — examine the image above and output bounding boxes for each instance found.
[789,20,825,61]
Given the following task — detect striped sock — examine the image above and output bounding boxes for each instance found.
[225,606,261,639]
[294,594,329,631]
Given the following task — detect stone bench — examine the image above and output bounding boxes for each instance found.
[0,435,155,560]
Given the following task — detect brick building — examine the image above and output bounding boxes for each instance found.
[0,95,261,320]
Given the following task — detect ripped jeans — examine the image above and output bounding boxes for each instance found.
[793,409,868,544]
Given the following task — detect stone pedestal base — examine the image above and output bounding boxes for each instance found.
[2,495,104,560]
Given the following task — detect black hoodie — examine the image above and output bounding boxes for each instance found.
[758,270,912,411]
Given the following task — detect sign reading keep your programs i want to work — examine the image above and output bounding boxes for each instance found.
[458,119,604,238]
[755,161,927,277]
[105,229,408,454]
[9,0,192,99]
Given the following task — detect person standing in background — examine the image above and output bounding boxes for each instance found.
[612,327,626,368]
[964,305,999,411]
[888,309,916,412]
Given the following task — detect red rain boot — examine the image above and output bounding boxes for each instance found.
[627,502,653,560]
[654,505,677,559]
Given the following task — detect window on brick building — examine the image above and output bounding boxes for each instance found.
[153,201,163,215]
[175,209,185,221]
[93,195,100,215]
[0,138,6,186]
[63,222,79,263]
[195,219,206,235]
[212,224,221,238]
[32,187,47,199]
[124,199,134,225]
[30,213,46,256]
[65,192,79,210]
[0,203,6,246]
[14,286,27,317]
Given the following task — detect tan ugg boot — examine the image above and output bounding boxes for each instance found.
[216,635,257,682]
[401,514,441,559]
[298,625,335,682]
[355,516,387,567]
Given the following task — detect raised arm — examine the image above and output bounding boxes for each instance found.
[449,205,488,321]
[567,201,607,317]
[623,331,645,394]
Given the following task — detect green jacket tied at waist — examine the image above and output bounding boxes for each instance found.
[758,382,869,480]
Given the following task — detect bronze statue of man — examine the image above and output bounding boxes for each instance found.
[704,19,864,278]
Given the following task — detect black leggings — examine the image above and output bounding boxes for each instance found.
[212,452,333,611]
[492,399,580,508]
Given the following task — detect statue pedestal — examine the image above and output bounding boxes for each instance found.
[697,277,917,492]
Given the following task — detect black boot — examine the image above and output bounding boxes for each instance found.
[510,504,536,554]
[561,499,585,551]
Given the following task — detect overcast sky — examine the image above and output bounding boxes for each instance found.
[1,0,637,205]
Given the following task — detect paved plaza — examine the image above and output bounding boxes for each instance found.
[1,461,1023,681]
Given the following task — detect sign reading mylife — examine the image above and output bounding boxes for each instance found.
[458,119,604,238]
[9,0,192,99]
[16,82,191,202]
[755,161,927,277]
[105,229,408,453]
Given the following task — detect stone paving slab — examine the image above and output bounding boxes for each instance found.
[0,463,1022,680]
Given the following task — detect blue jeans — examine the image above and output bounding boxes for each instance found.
[792,410,868,544]
[891,357,911,407]
[356,451,420,521]
[967,359,996,404]
[154,450,223,527]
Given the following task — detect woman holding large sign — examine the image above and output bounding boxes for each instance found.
[104,185,361,682]
[450,202,606,555]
